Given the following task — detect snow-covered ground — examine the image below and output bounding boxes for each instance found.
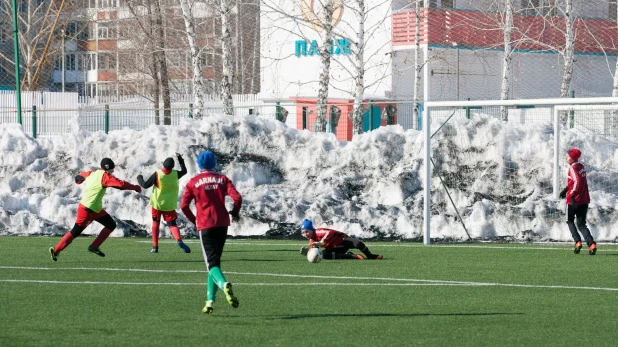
[1,114,618,242]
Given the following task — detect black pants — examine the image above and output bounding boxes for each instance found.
[566,204,595,246]
[199,226,228,270]
[323,237,373,260]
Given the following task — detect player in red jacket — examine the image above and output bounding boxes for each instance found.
[299,219,383,260]
[49,158,141,261]
[180,151,242,314]
[559,148,596,255]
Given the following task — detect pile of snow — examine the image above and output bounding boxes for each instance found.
[1,114,617,241]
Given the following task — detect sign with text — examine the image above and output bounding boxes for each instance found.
[295,39,351,57]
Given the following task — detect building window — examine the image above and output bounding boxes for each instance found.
[611,0,617,20]
[97,53,116,70]
[441,0,453,8]
[100,0,116,8]
[200,52,215,67]
[97,22,116,39]
[65,54,76,71]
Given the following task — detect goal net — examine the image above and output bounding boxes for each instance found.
[424,99,618,243]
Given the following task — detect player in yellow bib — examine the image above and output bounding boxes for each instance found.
[137,152,190,253]
[49,158,142,261]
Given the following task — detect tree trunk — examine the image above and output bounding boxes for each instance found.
[560,0,575,98]
[351,0,365,136]
[152,0,172,124]
[413,0,422,129]
[234,0,240,94]
[315,0,334,133]
[500,0,513,121]
[613,3,618,97]
[250,6,259,94]
[145,0,161,125]
[179,0,206,118]
[220,0,235,115]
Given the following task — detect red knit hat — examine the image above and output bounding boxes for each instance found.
[567,148,581,161]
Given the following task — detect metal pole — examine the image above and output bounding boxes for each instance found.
[31,105,37,138]
[11,0,22,124]
[104,104,109,134]
[456,46,460,100]
[569,90,575,128]
[423,40,431,245]
[553,106,560,199]
[369,100,374,130]
[61,29,65,92]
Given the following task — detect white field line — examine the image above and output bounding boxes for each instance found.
[0,279,617,291]
[138,240,617,252]
[1,266,618,291]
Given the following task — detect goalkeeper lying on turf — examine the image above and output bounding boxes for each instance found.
[299,219,382,260]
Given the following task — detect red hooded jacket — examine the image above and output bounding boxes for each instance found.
[567,161,590,205]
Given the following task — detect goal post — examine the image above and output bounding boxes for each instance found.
[422,97,618,245]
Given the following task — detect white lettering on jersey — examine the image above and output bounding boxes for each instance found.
[194,176,224,189]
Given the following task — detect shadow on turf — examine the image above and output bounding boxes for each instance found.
[261,312,524,320]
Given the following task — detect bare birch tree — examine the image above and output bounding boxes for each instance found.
[152,0,173,124]
[178,0,206,117]
[413,0,423,128]
[220,0,235,115]
[500,0,514,121]
[559,0,575,98]
[315,0,335,132]
[613,1,618,97]
[349,0,365,135]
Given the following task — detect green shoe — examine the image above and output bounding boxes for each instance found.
[224,282,239,308]
[202,300,214,314]
[49,247,58,262]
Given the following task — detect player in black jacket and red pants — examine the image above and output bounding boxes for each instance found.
[559,148,597,255]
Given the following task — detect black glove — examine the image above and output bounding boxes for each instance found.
[569,195,577,207]
[74,175,85,183]
[559,187,567,199]
[229,211,240,222]
[137,174,143,181]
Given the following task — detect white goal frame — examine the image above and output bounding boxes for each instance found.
[422,97,618,245]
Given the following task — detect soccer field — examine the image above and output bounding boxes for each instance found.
[1,237,617,347]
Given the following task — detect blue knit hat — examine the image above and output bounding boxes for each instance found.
[197,151,216,170]
[301,219,315,231]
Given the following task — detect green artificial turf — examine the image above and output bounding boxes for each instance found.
[1,237,617,346]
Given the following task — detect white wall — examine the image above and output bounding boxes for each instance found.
[260,0,393,100]
[392,47,617,101]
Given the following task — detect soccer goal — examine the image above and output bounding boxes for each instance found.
[421,97,618,244]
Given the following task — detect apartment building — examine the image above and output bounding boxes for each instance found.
[48,0,259,100]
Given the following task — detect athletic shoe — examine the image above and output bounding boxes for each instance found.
[150,248,158,254]
[49,247,58,262]
[300,247,309,256]
[178,241,191,253]
[88,246,105,257]
[202,300,214,314]
[589,243,597,256]
[348,253,364,260]
[370,254,383,260]
[574,241,582,254]
[223,282,239,308]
